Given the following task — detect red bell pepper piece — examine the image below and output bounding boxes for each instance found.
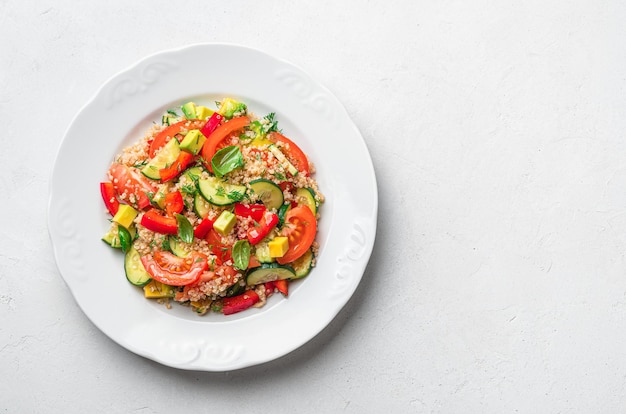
[100,182,119,216]
[140,209,178,235]
[221,290,260,315]
[264,279,287,297]
[234,203,266,221]
[273,279,289,296]
[200,112,223,138]
[164,191,184,216]
[247,211,279,245]
[193,216,215,239]
[159,151,194,182]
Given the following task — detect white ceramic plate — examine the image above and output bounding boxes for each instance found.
[48,44,377,371]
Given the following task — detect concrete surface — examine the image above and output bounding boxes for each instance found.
[2,0,626,412]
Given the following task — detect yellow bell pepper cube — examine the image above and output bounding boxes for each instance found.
[143,280,175,299]
[112,204,138,229]
[268,237,289,258]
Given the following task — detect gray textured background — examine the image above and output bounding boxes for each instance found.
[3,0,626,412]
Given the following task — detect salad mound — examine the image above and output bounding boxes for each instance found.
[100,99,323,315]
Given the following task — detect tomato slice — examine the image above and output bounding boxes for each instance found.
[201,116,250,172]
[276,205,317,264]
[141,209,178,234]
[269,132,310,176]
[205,229,232,265]
[164,191,184,216]
[149,119,206,158]
[108,163,156,210]
[216,264,238,286]
[100,182,119,215]
[141,251,207,286]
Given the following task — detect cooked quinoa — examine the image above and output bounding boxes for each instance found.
[101,99,323,316]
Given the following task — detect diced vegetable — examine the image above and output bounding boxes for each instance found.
[214,210,236,236]
[247,211,279,245]
[218,98,247,119]
[112,204,139,229]
[100,182,119,216]
[179,129,206,155]
[221,290,259,315]
[268,237,289,258]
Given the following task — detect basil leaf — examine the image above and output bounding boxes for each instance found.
[232,240,250,271]
[118,225,132,253]
[175,214,194,244]
[211,145,244,178]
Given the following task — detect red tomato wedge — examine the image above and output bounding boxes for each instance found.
[108,163,156,210]
[269,132,310,176]
[141,251,208,286]
[276,206,317,264]
[205,229,232,265]
[201,116,250,172]
[247,255,262,269]
[100,182,119,215]
[140,209,178,235]
[164,191,184,216]
[149,119,205,158]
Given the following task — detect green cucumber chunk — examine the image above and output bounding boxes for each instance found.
[169,236,190,257]
[124,246,152,286]
[185,166,204,181]
[295,187,317,215]
[102,224,136,249]
[277,203,291,228]
[246,263,295,286]
[198,177,246,206]
[141,137,181,180]
[249,179,283,210]
[194,192,212,219]
[254,242,274,263]
[291,248,313,278]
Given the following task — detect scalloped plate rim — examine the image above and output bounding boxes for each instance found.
[47,43,378,371]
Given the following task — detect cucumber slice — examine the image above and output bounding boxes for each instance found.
[254,242,274,263]
[169,236,190,257]
[102,223,136,249]
[185,166,204,181]
[124,246,151,286]
[198,177,246,206]
[194,192,212,218]
[246,263,296,286]
[141,138,181,179]
[277,203,291,228]
[295,187,317,214]
[249,179,283,210]
[291,248,313,278]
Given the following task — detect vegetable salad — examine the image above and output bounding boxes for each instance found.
[101,99,323,315]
